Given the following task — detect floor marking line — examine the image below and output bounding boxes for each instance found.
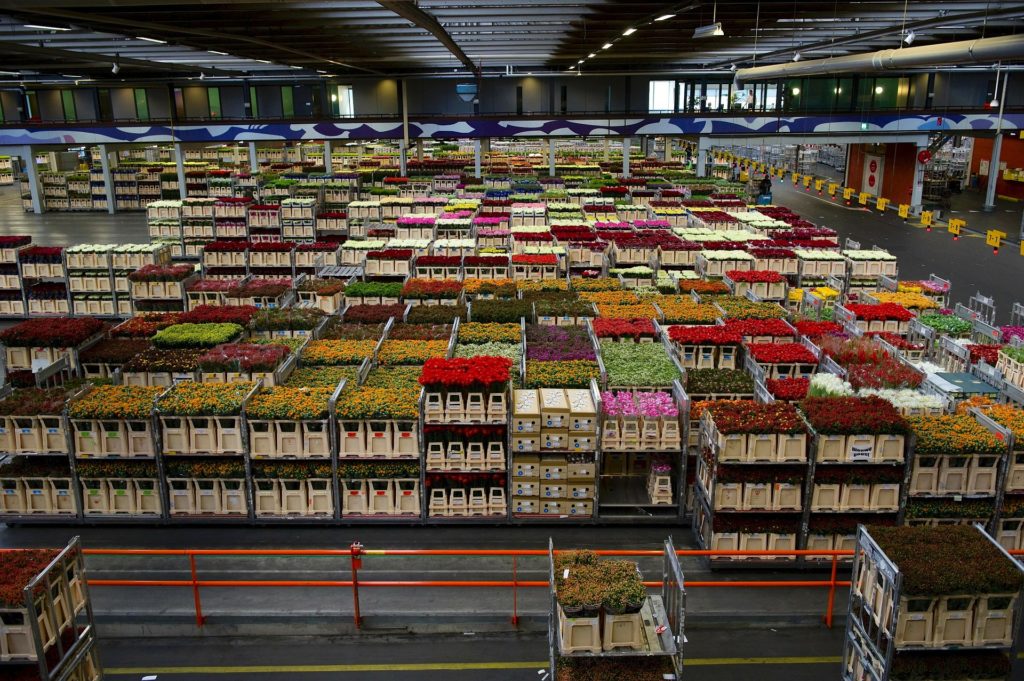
[103,656,843,675]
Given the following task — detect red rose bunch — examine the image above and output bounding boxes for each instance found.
[667,325,742,346]
[249,241,296,252]
[845,359,924,390]
[794,320,844,339]
[846,303,914,322]
[766,377,810,401]
[592,318,656,340]
[202,240,250,253]
[746,342,817,364]
[179,305,258,326]
[0,317,105,348]
[366,249,414,260]
[748,247,797,259]
[511,254,558,265]
[725,269,786,283]
[463,256,509,267]
[706,400,807,435]
[415,255,462,267]
[723,318,794,338]
[418,356,513,392]
[401,278,462,299]
[801,396,909,435]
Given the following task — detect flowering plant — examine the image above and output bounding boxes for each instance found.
[414,255,462,268]
[511,254,558,265]
[524,360,599,388]
[77,338,151,366]
[918,312,973,335]
[723,318,794,339]
[870,291,938,310]
[198,343,289,373]
[286,365,356,388]
[158,382,254,416]
[685,368,755,396]
[401,278,462,300]
[706,401,807,435]
[571,277,621,292]
[459,323,520,344]
[462,278,517,297]
[188,278,242,293]
[377,340,448,365]
[470,299,530,323]
[677,280,730,295]
[746,343,817,364]
[593,318,656,341]
[226,279,291,299]
[419,356,513,391]
[526,325,596,361]
[718,298,787,320]
[70,385,162,420]
[846,303,914,322]
[128,264,195,282]
[463,255,510,267]
[910,414,1005,454]
[966,344,1002,365]
[667,325,741,345]
[179,305,258,326]
[386,324,451,341]
[602,391,678,418]
[0,317,105,348]
[406,305,465,324]
[153,323,243,349]
[845,358,924,390]
[596,302,659,319]
[766,378,810,401]
[335,386,420,420]
[0,388,69,416]
[247,387,332,421]
[808,373,855,397]
[366,249,414,260]
[302,339,376,366]
[123,348,203,373]
[250,308,325,332]
[794,320,844,339]
[601,341,682,387]
[344,304,406,324]
[725,269,785,283]
[800,396,908,435]
[818,336,889,366]
[657,299,720,324]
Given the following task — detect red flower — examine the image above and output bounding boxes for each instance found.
[725,269,786,283]
[366,249,413,260]
[667,325,742,345]
[592,318,655,340]
[801,396,909,435]
[202,240,251,253]
[847,303,914,322]
[511,254,558,265]
[463,256,509,266]
[401,278,462,299]
[179,305,258,326]
[418,356,513,391]
[415,255,462,267]
[794,320,844,339]
[746,342,817,364]
[724,319,794,338]
[967,344,1002,365]
[766,377,810,401]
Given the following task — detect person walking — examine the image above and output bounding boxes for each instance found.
[758,175,772,204]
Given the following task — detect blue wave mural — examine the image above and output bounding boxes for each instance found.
[0,113,1019,145]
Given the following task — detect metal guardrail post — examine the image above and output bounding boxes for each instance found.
[189,553,205,627]
[350,541,363,628]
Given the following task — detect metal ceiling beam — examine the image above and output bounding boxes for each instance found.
[0,40,242,75]
[376,0,478,75]
[0,4,385,75]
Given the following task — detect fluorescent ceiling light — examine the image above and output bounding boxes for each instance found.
[24,24,70,31]
[904,30,915,44]
[577,59,584,64]
[209,50,228,56]
[136,36,167,44]
[623,27,637,36]
[655,14,676,21]
[588,53,596,58]
[0,71,19,76]
[61,74,83,78]
[602,43,612,49]
[793,52,802,62]
[254,59,271,64]
[693,22,724,38]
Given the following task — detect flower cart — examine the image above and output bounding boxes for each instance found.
[198,342,296,386]
[413,255,462,280]
[512,254,560,281]
[122,348,202,387]
[795,249,847,280]
[692,401,809,563]
[723,270,787,302]
[843,247,898,279]
[696,250,755,278]
[838,303,915,337]
[339,462,421,518]
[0,459,76,518]
[164,458,249,517]
[547,542,685,680]
[364,249,413,278]
[129,264,197,313]
[77,460,161,517]
[343,281,402,307]
[462,255,510,280]
[339,239,386,266]
[843,525,1023,681]
[335,378,420,461]
[744,340,820,379]
[749,247,798,276]
[294,242,342,271]
[296,279,346,314]
[395,216,436,240]
[77,338,151,380]
[69,385,161,459]
[0,317,106,373]
[201,240,248,269]
[0,539,102,681]
[667,325,742,370]
[157,381,258,456]
[186,278,243,309]
[252,461,335,518]
[224,278,294,309]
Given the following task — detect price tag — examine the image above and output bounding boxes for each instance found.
[898,204,910,219]
[877,197,890,212]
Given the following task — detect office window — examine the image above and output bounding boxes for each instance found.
[560,86,567,114]
[249,86,259,118]
[679,82,698,112]
[516,86,523,115]
[281,86,294,118]
[134,88,150,121]
[330,85,354,117]
[208,87,221,119]
[97,89,112,120]
[60,90,76,121]
[648,80,675,113]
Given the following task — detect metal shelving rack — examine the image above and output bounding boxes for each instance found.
[0,537,103,681]
[547,537,685,680]
[842,524,1023,681]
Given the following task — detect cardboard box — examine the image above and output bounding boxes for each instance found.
[511,435,538,453]
[541,500,565,515]
[542,429,570,450]
[513,480,539,497]
[540,388,569,428]
[540,459,567,480]
[568,461,596,479]
[566,500,594,516]
[541,483,566,499]
[512,389,540,433]
[568,483,595,499]
[565,389,597,432]
[569,433,597,452]
[512,455,540,478]
[513,497,539,514]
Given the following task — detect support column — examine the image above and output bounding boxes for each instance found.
[20,145,42,215]
[473,139,481,179]
[696,137,711,178]
[622,137,631,178]
[98,143,116,215]
[248,142,258,174]
[910,143,927,215]
[323,140,333,175]
[174,142,187,200]
[602,138,610,162]
[983,134,1003,212]
[481,138,490,166]
[415,139,423,162]
[548,138,556,177]
[399,144,408,176]
[663,137,672,162]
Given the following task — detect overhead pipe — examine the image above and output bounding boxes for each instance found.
[736,34,1024,82]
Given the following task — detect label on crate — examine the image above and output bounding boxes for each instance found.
[20,428,31,434]
[31,490,42,495]
[57,490,68,496]
[849,445,872,462]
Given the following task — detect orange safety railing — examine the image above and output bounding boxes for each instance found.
[82,545,863,630]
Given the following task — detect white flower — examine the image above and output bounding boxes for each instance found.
[860,388,944,410]
[809,373,855,397]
